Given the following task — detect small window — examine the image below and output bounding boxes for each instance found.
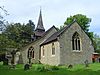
[52,43,55,55]
[42,46,45,57]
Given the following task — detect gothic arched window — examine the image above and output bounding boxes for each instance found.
[72,32,81,51]
[27,46,34,58]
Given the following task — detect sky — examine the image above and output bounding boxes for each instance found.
[0,0,100,36]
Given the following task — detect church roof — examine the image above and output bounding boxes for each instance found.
[35,31,45,37]
[34,25,58,42]
[36,9,45,31]
[41,20,77,46]
[21,25,58,51]
[42,25,58,37]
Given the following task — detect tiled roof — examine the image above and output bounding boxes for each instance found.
[21,25,58,51]
[41,21,77,45]
[35,31,45,37]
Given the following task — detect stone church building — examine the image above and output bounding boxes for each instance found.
[20,10,94,65]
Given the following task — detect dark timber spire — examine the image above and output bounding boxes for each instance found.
[34,9,45,39]
[36,9,45,31]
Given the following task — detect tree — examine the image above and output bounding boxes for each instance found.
[0,34,8,51]
[22,20,35,38]
[3,23,22,47]
[94,34,100,52]
[63,14,93,40]
[20,20,35,43]
[0,6,9,32]
[0,34,17,49]
[2,20,35,48]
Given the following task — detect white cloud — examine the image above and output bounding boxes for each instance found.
[0,0,100,35]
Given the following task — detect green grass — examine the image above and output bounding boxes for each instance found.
[0,63,100,75]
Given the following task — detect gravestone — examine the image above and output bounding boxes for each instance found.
[68,64,73,69]
[6,54,12,65]
[84,60,89,67]
[24,63,30,70]
[14,50,20,65]
[11,50,16,65]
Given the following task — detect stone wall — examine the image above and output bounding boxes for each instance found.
[21,27,57,64]
[59,22,94,65]
[40,41,60,66]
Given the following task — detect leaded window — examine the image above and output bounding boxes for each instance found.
[27,46,34,58]
[72,32,81,50]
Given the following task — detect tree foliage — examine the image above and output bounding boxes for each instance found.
[94,34,100,52]
[0,6,9,32]
[1,20,35,50]
[63,14,93,40]
[64,14,91,32]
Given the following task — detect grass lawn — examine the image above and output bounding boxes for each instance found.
[0,62,100,75]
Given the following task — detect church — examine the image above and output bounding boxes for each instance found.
[20,10,94,65]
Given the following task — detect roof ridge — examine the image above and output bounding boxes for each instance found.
[57,20,77,36]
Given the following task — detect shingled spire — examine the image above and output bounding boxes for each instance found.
[36,9,45,31]
[34,9,45,39]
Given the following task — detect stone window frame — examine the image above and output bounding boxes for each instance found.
[27,46,35,59]
[51,42,55,56]
[72,32,82,52]
[42,46,45,57]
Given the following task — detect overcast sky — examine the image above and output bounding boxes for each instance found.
[0,0,100,35]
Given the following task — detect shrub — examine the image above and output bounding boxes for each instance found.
[50,66,59,70]
[34,64,59,72]
[44,65,52,71]
[34,65,46,72]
